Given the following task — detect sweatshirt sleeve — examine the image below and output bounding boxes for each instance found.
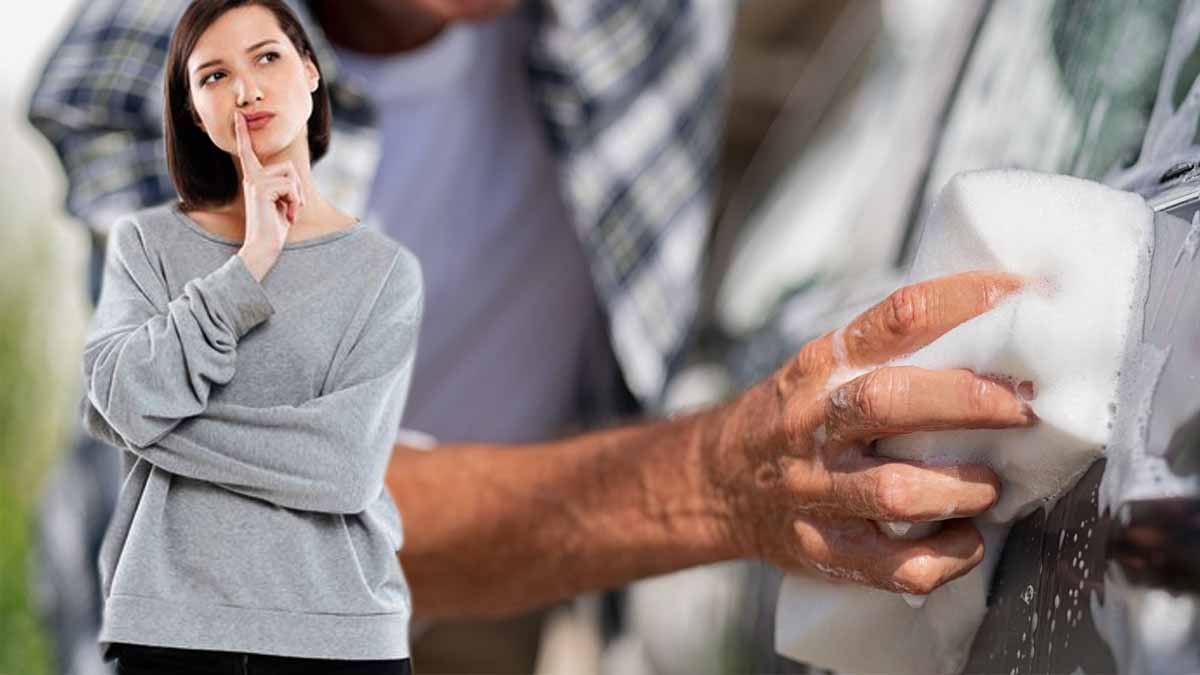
[81,216,275,449]
[85,249,424,515]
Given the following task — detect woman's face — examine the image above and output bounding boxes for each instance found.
[186,5,319,165]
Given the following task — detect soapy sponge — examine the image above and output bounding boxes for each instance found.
[775,169,1153,675]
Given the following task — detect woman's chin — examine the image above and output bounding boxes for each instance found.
[214,121,304,163]
[222,134,285,160]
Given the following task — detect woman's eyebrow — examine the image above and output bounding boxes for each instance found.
[192,39,281,73]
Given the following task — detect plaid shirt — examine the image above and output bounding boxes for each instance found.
[29,0,734,409]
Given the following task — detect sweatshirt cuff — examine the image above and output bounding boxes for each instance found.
[204,254,275,339]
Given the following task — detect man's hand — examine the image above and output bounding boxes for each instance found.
[388,271,1034,618]
[711,271,1034,595]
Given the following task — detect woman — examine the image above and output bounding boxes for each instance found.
[79,1,421,672]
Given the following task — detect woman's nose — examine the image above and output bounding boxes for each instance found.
[234,75,263,106]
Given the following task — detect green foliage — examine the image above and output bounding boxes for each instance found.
[0,181,79,675]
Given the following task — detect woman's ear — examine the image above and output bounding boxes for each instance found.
[304,57,319,93]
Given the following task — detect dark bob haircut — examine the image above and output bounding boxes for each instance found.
[163,0,331,210]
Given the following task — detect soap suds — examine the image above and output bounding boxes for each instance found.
[776,170,1154,675]
[879,521,912,537]
[811,424,827,449]
[831,326,850,371]
[1091,161,1200,675]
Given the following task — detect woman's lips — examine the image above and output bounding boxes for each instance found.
[243,113,274,130]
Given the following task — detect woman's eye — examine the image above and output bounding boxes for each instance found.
[197,52,276,87]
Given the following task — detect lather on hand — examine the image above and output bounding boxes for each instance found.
[709,270,1034,595]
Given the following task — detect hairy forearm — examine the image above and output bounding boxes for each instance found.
[387,401,745,620]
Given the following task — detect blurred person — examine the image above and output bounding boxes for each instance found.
[81,1,419,671]
[29,1,1035,674]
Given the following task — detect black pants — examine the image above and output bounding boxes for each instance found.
[109,643,413,675]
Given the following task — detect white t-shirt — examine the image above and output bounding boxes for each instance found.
[334,12,609,444]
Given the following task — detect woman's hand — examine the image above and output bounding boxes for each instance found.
[233,110,305,281]
[711,271,1034,595]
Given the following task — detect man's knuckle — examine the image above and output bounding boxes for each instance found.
[884,286,928,338]
[851,377,875,417]
[874,467,911,518]
[800,464,834,504]
[778,411,808,456]
[795,340,826,376]
[855,372,894,424]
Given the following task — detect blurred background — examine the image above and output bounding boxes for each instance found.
[0,2,94,674]
[2,0,1194,674]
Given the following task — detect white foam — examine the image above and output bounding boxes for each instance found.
[776,169,1154,675]
[878,520,913,538]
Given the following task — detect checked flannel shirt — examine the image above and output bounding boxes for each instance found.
[28,0,735,409]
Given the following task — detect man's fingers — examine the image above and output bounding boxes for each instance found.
[833,271,1026,369]
[826,458,1000,521]
[825,366,1035,444]
[233,112,262,176]
[793,516,985,595]
[876,518,985,594]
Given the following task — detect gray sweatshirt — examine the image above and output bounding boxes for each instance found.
[80,201,422,660]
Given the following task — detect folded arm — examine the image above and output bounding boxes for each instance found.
[85,361,414,514]
[81,219,274,448]
[83,228,424,514]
